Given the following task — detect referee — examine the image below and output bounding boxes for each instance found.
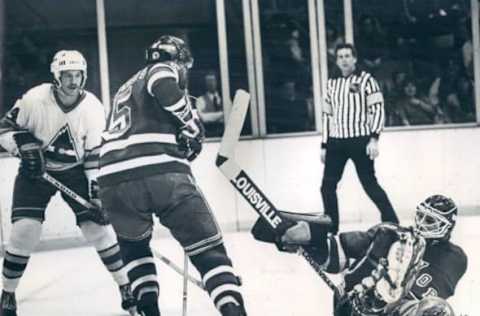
[320,43,398,234]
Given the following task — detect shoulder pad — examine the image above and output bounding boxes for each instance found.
[146,62,179,95]
[23,84,52,103]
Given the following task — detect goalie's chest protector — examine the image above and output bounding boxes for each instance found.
[343,226,399,292]
[99,67,191,187]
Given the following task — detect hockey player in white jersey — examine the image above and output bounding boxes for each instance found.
[0,50,135,316]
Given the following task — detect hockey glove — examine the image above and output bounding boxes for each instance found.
[13,130,45,179]
[177,118,205,161]
[86,180,110,225]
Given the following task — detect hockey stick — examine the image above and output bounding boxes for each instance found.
[216,89,341,296]
[42,172,95,209]
[182,252,189,316]
[152,249,204,290]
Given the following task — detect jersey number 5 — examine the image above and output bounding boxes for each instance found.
[103,85,132,141]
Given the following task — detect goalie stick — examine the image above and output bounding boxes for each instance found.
[216,89,341,296]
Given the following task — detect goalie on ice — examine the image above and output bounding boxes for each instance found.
[252,194,467,316]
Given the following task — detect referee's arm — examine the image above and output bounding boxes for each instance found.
[365,76,385,139]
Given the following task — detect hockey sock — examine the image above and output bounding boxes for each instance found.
[118,237,159,307]
[79,222,129,285]
[190,244,245,312]
[2,218,42,292]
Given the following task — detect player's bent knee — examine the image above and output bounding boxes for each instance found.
[118,236,152,262]
[8,218,43,255]
[79,221,118,250]
[189,243,232,274]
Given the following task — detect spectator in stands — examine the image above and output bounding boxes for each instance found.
[196,71,224,137]
[267,80,313,133]
[445,74,475,123]
[396,77,446,126]
[454,17,473,79]
[326,24,343,78]
[429,57,465,122]
[355,15,387,78]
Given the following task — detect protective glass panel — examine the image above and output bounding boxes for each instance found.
[2,0,100,112]
[352,0,475,127]
[105,0,239,138]
[259,0,316,134]
[325,0,345,78]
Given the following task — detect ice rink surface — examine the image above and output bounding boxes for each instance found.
[4,215,479,316]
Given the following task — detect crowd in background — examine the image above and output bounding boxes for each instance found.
[352,0,475,126]
[1,0,476,139]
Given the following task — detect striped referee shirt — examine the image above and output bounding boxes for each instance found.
[321,69,385,146]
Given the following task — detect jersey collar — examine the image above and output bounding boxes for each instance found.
[52,87,86,113]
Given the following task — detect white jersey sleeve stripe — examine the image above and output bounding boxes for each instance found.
[164,96,188,113]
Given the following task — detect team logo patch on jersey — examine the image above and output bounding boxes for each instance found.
[44,124,80,163]
[349,83,360,93]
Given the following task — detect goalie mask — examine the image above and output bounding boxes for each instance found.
[50,50,87,89]
[415,194,457,241]
[146,35,194,69]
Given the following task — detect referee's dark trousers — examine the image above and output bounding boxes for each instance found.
[321,136,398,234]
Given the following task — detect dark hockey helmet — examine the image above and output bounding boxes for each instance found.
[415,194,458,241]
[146,35,193,69]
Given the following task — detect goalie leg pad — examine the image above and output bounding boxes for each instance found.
[2,219,42,292]
[190,244,246,313]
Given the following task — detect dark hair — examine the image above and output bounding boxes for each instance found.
[335,43,357,58]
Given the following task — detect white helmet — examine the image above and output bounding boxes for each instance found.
[50,50,87,88]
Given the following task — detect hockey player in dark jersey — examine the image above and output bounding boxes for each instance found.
[252,194,467,316]
[0,51,135,315]
[98,35,247,316]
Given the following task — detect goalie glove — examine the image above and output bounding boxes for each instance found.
[13,130,45,179]
[176,117,205,161]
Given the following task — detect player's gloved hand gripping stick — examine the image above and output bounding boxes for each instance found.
[41,172,109,225]
[215,90,342,296]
